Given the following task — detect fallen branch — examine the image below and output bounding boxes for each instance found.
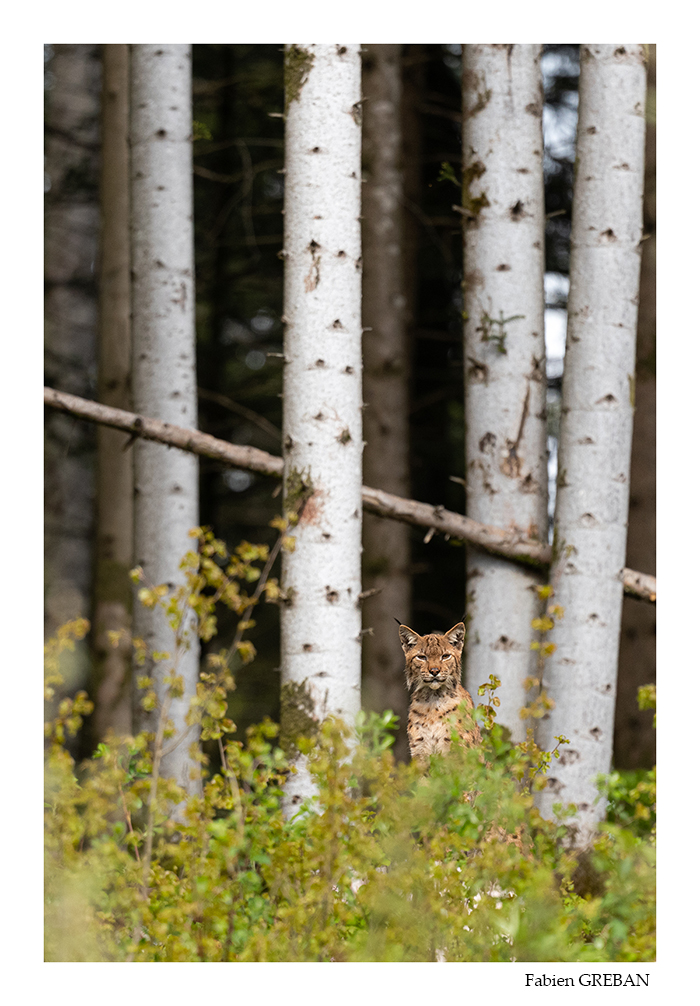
[44,385,283,477]
[44,386,656,603]
[360,486,550,566]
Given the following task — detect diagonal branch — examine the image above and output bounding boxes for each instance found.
[44,386,285,477]
[44,386,656,603]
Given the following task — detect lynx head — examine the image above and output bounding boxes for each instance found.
[399,622,465,693]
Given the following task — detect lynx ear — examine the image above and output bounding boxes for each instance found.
[445,622,465,650]
[399,625,420,651]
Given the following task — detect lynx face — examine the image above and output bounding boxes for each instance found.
[400,621,480,763]
[399,622,465,694]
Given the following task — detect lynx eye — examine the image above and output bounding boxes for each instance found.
[415,654,427,661]
[441,653,451,660]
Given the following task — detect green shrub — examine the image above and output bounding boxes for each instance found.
[602,768,656,839]
[44,533,655,963]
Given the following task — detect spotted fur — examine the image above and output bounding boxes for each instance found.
[399,621,481,765]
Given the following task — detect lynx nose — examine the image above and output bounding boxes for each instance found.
[428,667,440,677]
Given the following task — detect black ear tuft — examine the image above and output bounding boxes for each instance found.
[393,617,402,625]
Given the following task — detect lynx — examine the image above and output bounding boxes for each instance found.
[399,621,481,766]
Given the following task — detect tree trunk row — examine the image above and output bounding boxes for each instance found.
[130,44,201,794]
[536,45,647,841]
[46,44,653,844]
[93,44,132,741]
[280,44,364,811]
[461,44,549,740]
[361,44,412,761]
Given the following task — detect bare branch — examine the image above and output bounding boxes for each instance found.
[361,485,548,564]
[44,386,656,603]
[44,386,284,477]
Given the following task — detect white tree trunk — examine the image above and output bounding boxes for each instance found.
[361,44,411,760]
[94,44,133,740]
[280,44,363,812]
[536,45,646,845]
[130,44,200,794]
[461,45,548,739]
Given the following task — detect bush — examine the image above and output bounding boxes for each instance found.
[44,534,655,962]
[603,768,656,839]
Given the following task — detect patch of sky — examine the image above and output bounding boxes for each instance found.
[544,273,569,381]
[541,47,579,82]
[543,102,578,164]
[541,48,578,533]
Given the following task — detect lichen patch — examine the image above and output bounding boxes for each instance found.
[280,679,319,756]
[284,45,315,112]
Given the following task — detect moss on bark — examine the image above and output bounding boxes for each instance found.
[280,679,319,756]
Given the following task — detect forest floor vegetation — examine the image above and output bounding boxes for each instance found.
[44,531,655,962]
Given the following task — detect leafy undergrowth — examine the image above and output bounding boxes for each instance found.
[45,674,654,962]
[44,530,655,962]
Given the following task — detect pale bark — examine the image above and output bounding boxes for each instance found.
[461,45,548,739]
[536,45,646,845]
[44,387,657,605]
[93,44,133,740]
[130,45,200,794]
[44,45,100,661]
[281,45,363,811]
[361,44,411,759]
